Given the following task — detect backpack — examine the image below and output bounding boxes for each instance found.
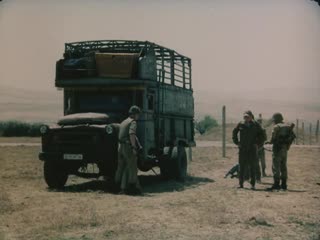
[275,123,296,146]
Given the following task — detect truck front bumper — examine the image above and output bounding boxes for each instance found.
[39,152,87,162]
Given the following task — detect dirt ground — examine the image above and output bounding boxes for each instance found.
[0,144,319,240]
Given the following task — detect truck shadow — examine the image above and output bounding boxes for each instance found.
[140,175,215,194]
[54,175,214,194]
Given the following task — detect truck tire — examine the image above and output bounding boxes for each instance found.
[44,161,68,189]
[171,146,188,181]
[160,145,188,181]
[160,146,172,179]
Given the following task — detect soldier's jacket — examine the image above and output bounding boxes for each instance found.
[232,120,265,150]
[118,117,137,143]
[270,122,296,151]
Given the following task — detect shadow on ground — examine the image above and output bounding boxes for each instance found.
[140,175,215,194]
[51,175,215,194]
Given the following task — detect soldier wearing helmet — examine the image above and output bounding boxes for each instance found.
[268,112,296,190]
[115,105,142,195]
[272,113,284,124]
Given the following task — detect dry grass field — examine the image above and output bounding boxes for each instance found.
[0,144,319,240]
[0,137,40,144]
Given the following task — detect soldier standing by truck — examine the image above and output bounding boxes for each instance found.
[232,111,264,190]
[115,106,142,195]
[268,113,296,191]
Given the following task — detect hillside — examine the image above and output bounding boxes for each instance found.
[195,88,320,123]
[0,85,319,125]
[0,85,62,123]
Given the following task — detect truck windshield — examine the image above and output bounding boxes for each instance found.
[76,91,132,114]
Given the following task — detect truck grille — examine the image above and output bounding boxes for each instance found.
[53,133,99,144]
[45,131,103,153]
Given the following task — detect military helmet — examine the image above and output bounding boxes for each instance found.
[244,110,254,119]
[129,105,141,115]
[272,112,283,123]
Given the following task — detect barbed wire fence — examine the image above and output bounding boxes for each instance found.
[295,119,319,145]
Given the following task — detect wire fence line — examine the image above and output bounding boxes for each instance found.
[219,107,319,157]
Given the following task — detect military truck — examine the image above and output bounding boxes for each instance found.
[39,40,195,189]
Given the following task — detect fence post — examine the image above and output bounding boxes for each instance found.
[222,105,226,158]
[296,119,299,145]
[316,120,319,143]
[302,122,305,145]
[309,123,312,145]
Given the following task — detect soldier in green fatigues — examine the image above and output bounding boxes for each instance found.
[232,111,264,190]
[268,113,296,191]
[115,105,142,195]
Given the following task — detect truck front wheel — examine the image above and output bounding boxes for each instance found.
[44,161,68,189]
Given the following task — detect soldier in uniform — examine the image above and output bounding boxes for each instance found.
[115,105,142,195]
[268,113,296,190]
[256,115,267,178]
[232,110,264,190]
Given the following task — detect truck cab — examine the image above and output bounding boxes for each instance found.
[39,40,195,189]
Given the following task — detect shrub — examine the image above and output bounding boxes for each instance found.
[195,115,218,135]
[0,121,43,137]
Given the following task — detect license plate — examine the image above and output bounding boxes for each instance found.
[63,154,83,160]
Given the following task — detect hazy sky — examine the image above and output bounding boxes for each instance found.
[0,0,320,99]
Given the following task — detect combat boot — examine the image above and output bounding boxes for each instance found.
[270,184,280,190]
[267,180,280,191]
[238,179,244,188]
[270,182,280,190]
[281,179,287,191]
[112,182,121,193]
[125,184,142,196]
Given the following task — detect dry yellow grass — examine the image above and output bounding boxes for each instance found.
[0,137,40,144]
[0,145,319,240]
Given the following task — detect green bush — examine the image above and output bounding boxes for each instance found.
[195,115,218,135]
[0,121,43,137]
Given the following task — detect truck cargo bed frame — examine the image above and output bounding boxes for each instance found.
[64,40,192,90]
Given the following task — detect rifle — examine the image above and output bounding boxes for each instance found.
[224,164,239,178]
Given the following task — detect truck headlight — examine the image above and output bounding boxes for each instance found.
[40,125,49,134]
[105,125,113,134]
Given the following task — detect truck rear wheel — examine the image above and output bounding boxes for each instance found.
[160,145,188,181]
[44,161,68,189]
[172,146,188,181]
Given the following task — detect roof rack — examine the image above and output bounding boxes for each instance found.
[63,40,192,90]
[65,40,190,62]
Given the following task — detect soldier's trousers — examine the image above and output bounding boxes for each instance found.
[239,148,258,186]
[272,147,288,183]
[259,148,266,171]
[115,143,140,190]
[256,148,266,179]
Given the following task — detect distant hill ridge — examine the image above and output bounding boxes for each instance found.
[0,85,319,123]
